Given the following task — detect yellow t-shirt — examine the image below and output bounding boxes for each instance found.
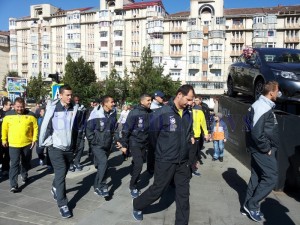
[178,109,183,118]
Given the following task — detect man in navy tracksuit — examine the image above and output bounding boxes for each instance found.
[86,95,117,198]
[243,81,281,222]
[132,85,195,225]
[117,94,152,198]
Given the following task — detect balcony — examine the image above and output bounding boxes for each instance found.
[252,36,267,43]
[130,57,140,62]
[147,26,164,33]
[209,30,225,39]
[186,76,202,82]
[170,39,183,45]
[170,27,183,32]
[230,38,245,44]
[99,26,110,32]
[252,23,265,30]
[285,23,300,29]
[170,51,182,57]
[148,39,164,45]
[189,64,200,70]
[231,24,245,30]
[230,50,243,56]
[285,37,300,43]
[208,63,223,70]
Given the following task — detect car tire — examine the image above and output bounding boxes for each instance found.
[227,77,237,97]
[254,79,264,100]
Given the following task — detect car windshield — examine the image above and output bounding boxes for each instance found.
[263,51,300,63]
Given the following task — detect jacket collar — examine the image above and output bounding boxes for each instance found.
[259,95,276,109]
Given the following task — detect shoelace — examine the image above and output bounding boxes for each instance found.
[61,206,69,213]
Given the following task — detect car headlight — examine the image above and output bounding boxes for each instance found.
[272,69,298,80]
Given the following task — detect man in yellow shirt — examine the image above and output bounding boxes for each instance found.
[2,97,38,193]
[190,99,209,176]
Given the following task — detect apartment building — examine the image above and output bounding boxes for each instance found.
[0,31,10,86]
[9,0,300,96]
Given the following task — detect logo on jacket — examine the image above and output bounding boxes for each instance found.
[272,112,278,125]
[169,116,177,131]
[100,120,105,127]
[138,117,144,128]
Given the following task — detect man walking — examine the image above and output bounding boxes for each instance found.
[0,98,12,177]
[2,97,38,192]
[86,95,117,198]
[243,81,281,222]
[132,85,195,225]
[39,85,81,218]
[117,94,152,198]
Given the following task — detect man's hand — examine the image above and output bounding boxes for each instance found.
[120,147,127,154]
[30,141,36,149]
[204,135,209,142]
[2,141,8,147]
[116,142,122,149]
[191,137,195,145]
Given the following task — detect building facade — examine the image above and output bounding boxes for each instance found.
[0,31,10,88]
[8,0,300,96]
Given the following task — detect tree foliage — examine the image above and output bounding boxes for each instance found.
[63,55,98,105]
[128,45,180,102]
[25,72,49,101]
[2,71,19,91]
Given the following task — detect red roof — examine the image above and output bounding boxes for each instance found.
[124,0,165,10]
[0,31,10,36]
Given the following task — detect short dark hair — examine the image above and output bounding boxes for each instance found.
[3,98,11,107]
[176,84,195,96]
[59,84,72,94]
[102,95,113,104]
[14,97,25,105]
[262,81,279,96]
[140,93,151,102]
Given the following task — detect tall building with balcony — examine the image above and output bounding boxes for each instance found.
[0,31,10,87]
[8,0,300,97]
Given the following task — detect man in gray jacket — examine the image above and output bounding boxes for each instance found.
[39,85,80,219]
[243,81,281,222]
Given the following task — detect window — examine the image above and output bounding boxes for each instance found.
[188,18,196,26]
[203,71,207,76]
[114,30,123,37]
[210,44,222,51]
[189,44,201,51]
[114,50,122,57]
[100,31,108,37]
[170,70,181,76]
[203,58,208,64]
[101,41,108,47]
[265,42,276,48]
[100,52,108,57]
[43,44,49,50]
[232,19,243,25]
[153,57,162,64]
[204,21,209,25]
[254,16,264,24]
[216,17,225,25]
[32,54,38,60]
[115,40,122,46]
[171,45,182,52]
[210,56,222,64]
[172,33,182,39]
[267,30,275,37]
[203,46,208,52]
[189,56,200,64]
[43,53,49,59]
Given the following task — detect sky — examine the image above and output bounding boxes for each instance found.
[0,0,299,31]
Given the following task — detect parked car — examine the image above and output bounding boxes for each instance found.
[227,48,300,101]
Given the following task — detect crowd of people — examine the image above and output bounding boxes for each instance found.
[0,81,281,224]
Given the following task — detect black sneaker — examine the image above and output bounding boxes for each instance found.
[51,187,57,201]
[130,189,140,198]
[69,165,75,172]
[212,158,218,161]
[74,164,83,171]
[243,205,262,222]
[219,157,223,162]
[192,171,201,177]
[132,209,143,221]
[94,188,109,197]
[59,205,72,218]
[10,186,19,193]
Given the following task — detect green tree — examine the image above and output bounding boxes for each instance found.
[129,45,180,103]
[63,55,98,105]
[2,71,19,91]
[25,72,48,101]
[104,68,122,102]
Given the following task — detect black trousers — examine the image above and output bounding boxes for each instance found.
[74,137,85,165]
[146,145,155,173]
[133,161,192,225]
[48,146,73,207]
[9,144,32,187]
[188,138,202,171]
[0,145,10,172]
[130,146,146,190]
[244,150,278,211]
[92,146,109,190]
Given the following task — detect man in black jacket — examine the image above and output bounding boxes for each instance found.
[117,94,152,198]
[132,85,195,225]
[86,95,116,198]
[243,81,281,222]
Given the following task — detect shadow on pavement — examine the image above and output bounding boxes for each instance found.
[205,148,214,158]
[222,168,247,209]
[143,185,175,214]
[261,198,296,225]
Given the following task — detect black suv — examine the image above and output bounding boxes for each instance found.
[227,48,300,101]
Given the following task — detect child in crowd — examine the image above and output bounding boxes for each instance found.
[210,112,228,162]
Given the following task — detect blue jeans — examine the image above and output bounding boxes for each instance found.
[213,140,224,159]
